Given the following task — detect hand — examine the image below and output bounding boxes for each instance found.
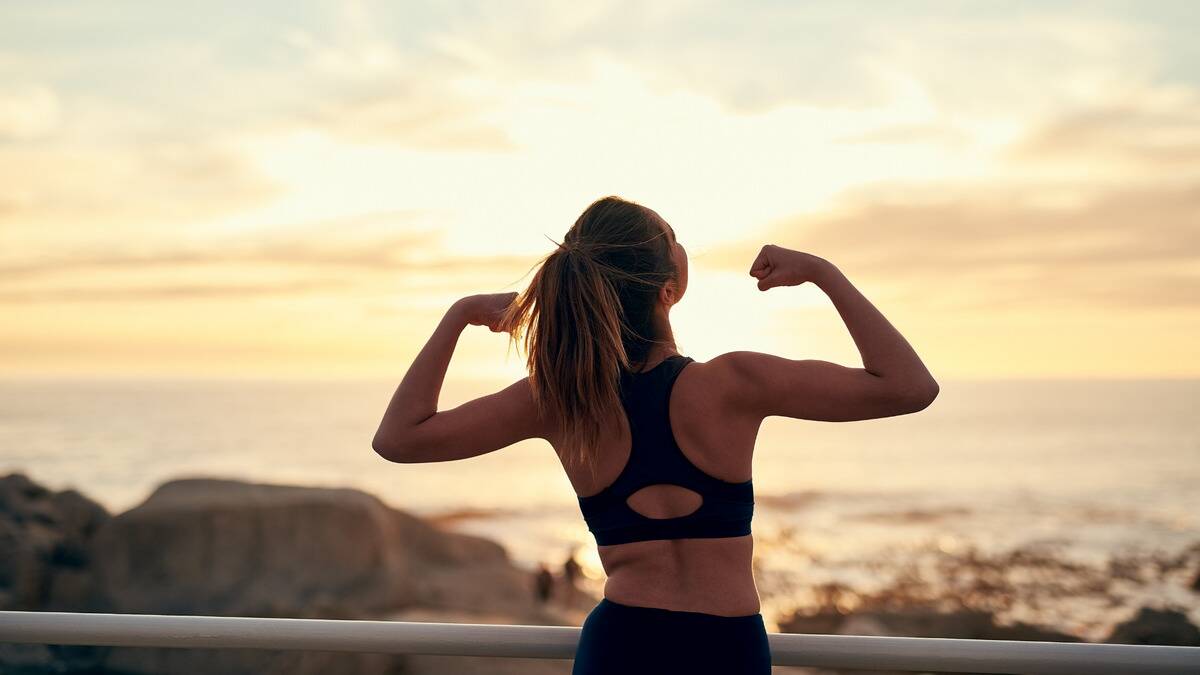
[748,245,831,291]
[454,292,519,332]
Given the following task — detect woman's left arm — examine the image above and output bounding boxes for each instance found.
[372,293,550,463]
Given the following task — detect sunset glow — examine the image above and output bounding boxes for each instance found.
[2,2,1196,380]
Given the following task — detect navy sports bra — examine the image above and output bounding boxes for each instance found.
[577,354,755,546]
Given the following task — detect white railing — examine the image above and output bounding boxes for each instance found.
[2,611,1198,674]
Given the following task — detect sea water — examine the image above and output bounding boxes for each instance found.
[2,376,1197,639]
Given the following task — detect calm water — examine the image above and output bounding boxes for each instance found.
[2,376,1197,638]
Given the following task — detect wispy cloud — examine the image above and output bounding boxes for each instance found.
[0,84,60,140]
[300,91,519,151]
[0,133,279,234]
[280,19,520,151]
[0,279,353,303]
[0,212,538,303]
[834,122,972,148]
[1003,98,1200,169]
[704,81,1200,314]
[706,178,1200,312]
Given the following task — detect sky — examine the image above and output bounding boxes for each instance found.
[0,1,1197,381]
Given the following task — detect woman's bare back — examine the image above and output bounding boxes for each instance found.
[552,355,764,617]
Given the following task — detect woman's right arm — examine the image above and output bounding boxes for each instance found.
[713,245,939,423]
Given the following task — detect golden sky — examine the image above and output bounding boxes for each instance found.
[1,2,1197,380]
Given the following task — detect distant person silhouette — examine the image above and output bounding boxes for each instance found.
[562,546,583,606]
[534,562,554,604]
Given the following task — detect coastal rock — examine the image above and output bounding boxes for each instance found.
[86,477,535,619]
[0,474,589,675]
[401,653,572,674]
[0,472,109,611]
[81,477,564,674]
[776,609,845,635]
[100,646,400,675]
[0,642,110,675]
[780,606,1080,642]
[1103,607,1200,646]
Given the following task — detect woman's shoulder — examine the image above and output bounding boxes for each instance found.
[678,352,763,408]
[688,351,764,384]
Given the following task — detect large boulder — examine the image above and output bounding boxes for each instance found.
[87,477,532,619]
[1104,607,1200,646]
[0,472,109,611]
[1,474,581,675]
[83,477,570,675]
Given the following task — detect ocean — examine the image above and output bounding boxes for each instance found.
[2,376,1197,639]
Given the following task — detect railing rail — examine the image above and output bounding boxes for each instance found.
[2,611,1198,674]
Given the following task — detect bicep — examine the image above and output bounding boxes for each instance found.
[713,351,929,423]
[385,377,551,463]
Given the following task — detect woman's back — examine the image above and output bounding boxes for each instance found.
[373,199,939,671]
[553,352,765,617]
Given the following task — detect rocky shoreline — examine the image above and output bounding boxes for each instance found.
[2,472,1197,674]
[0,472,591,674]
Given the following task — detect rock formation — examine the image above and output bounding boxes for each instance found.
[0,472,578,674]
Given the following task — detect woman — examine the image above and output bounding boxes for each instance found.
[372,195,939,674]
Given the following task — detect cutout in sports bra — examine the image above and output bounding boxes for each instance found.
[577,355,755,545]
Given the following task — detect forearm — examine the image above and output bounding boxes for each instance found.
[813,262,937,389]
[375,302,469,441]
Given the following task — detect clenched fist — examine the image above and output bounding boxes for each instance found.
[748,245,832,291]
[454,292,519,332]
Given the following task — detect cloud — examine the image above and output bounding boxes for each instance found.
[276,20,520,151]
[0,279,353,302]
[0,213,540,302]
[704,180,1200,312]
[0,84,60,140]
[0,230,431,282]
[400,2,900,113]
[834,122,972,148]
[0,137,280,234]
[300,90,519,152]
[390,2,1163,118]
[1002,97,1200,170]
[704,85,1200,314]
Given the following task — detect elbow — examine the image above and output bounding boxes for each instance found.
[881,376,939,415]
[899,378,939,412]
[372,431,414,463]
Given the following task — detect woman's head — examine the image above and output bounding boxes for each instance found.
[500,195,686,474]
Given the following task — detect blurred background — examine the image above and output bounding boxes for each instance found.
[1,0,1197,657]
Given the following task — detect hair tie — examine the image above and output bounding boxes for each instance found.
[559,240,586,257]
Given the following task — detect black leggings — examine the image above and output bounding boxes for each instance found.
[572,597,772,674]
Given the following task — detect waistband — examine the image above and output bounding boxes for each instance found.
[597,597,764,624]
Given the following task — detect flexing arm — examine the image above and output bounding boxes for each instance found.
[812,258,937,389]
[715,246,939,423]
[372,303,469,458]
[372,292,549,463]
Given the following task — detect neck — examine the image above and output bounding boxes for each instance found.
[644,310,679,364]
